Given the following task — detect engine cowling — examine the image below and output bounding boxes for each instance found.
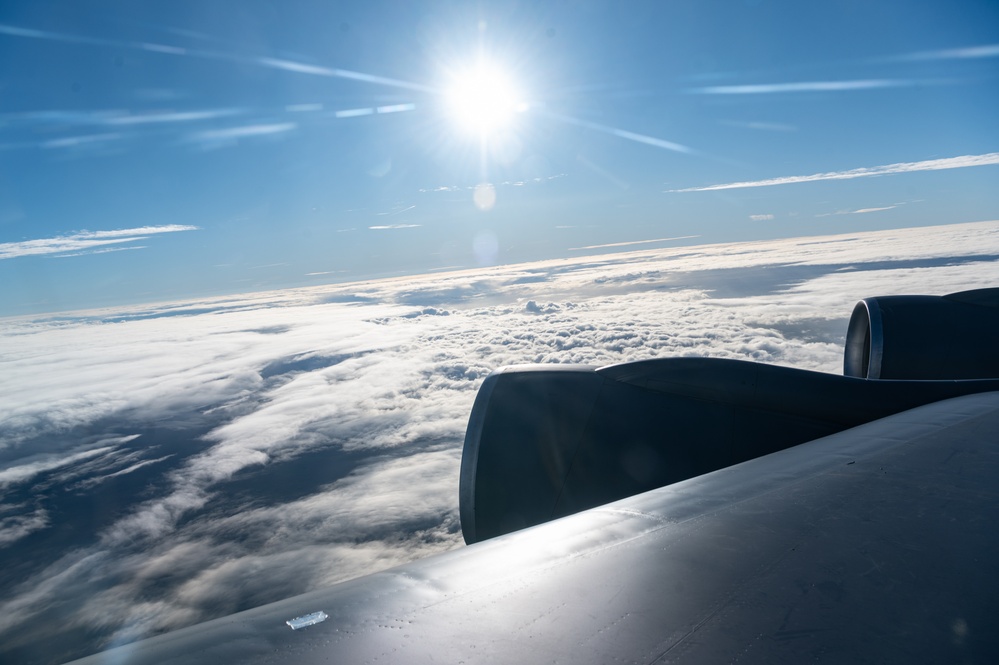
[844,288,999,379]
[460,288,999,544]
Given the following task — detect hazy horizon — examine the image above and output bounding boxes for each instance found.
[5,218,998,319]
[2,220,998,664]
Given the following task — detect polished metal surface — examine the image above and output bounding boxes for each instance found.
[70,392,999,664]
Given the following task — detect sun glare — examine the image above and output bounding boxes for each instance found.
[445,62,524,135]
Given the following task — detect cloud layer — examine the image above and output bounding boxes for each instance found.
[0,221,997,664]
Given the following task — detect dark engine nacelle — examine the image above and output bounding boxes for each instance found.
[460,288,999,544]
[844,288,999,379]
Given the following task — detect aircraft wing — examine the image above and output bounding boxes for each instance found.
[69,390,999,664]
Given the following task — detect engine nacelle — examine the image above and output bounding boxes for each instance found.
[460,361,999,544]
[460,288,999,544]
[844,288,999,379]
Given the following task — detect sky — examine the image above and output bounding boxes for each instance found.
[0,2,998,662]
[1,220,997,664]
[0,0,997,315]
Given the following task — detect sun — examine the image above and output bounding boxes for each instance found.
[445,61,525,136]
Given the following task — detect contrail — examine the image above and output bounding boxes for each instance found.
[671,153,999,192]
[0,22,433,94]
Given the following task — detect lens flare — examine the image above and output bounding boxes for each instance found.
[473,182,497,210]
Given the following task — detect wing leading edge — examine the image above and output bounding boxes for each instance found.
[70,391,999,664]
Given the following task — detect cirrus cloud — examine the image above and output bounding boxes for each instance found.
[0,225,199,260]
[671,152,999,192]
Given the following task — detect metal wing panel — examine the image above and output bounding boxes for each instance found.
[70,392,999,664]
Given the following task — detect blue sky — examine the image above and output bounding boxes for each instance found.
[1,0,997,315]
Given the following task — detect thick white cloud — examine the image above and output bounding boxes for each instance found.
[0,220,997,661]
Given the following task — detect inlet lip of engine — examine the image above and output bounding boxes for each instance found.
[845,298,884,379]
[459,365,601,544]
[459,370,502,545]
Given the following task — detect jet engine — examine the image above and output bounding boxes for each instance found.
[844,288,999,379]
[460,289,999,544]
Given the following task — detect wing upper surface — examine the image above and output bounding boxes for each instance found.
[70,391,999,664]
